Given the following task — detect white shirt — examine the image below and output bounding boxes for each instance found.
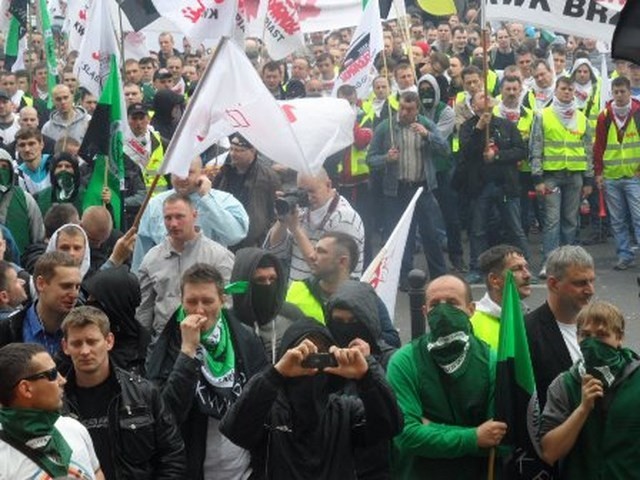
[556,320,582,364]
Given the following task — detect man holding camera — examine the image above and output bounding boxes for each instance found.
[265,168,364,282]
[213,134,281,250]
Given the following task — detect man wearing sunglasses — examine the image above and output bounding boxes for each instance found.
[0,342,105,479]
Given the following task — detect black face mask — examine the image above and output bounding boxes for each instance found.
[420,88,436,109]
[251,283,279,325]
[329,319,374,349]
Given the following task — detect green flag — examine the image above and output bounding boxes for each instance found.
[495,271,538,447]
[5,0,28,69]
[81,55,124,229]
[39,0,58,109]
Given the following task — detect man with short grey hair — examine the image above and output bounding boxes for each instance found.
[525,245,595,409]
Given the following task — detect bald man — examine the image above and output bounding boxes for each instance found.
[4,107,55,158]
[131,157,249,271]
[41,85,91,142]
[265,168,365,281]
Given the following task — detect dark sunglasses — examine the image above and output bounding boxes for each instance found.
[17,367,59,386]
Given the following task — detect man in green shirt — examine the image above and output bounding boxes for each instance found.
[386,274,507,479]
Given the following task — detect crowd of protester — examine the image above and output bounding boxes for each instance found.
[0,1,639,479]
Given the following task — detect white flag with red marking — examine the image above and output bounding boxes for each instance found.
[159,38,355,178]
[65,0,92,54]
[151,0,237,41]
[332,0,383,99]
[362,187,423,322]
[74,0,119,97]
[257,0,305,60]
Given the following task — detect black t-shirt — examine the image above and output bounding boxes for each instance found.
[492,50,516,71]
[74,375,119,480]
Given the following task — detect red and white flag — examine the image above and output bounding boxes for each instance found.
[152,0,237,41]
[332,0,383,99]
[74,0,119,97]
[257,0,304,60]
[65,0,92,52]
[362,187,423,322]
[159,38,355,178]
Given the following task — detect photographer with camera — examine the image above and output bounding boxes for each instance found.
[265,168,364,283]
[219,319,403,480]
[213,134,282,250]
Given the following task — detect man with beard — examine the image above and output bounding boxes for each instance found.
[219,319,402,479]
[539,301,640,478]
[387,274,508,478]
[471,245,532,350]
[530,77,594,277]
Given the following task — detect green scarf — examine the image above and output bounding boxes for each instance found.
[579,337,634,389]
[0,408,72,477]
[426,303,473,378]
[176,305,236,380]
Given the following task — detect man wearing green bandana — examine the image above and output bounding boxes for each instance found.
[540,301,640,479]
[0,343,105,479]
[387,274,508,479]
[36,152,86,217]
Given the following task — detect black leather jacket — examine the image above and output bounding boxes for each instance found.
[62,363,186,480]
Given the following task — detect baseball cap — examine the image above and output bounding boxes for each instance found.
[127,103,149,116]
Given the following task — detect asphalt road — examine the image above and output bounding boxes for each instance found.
[393,228,640,350]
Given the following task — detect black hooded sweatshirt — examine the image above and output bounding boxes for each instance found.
[230,247,306,361]
[220,319,403,480]
[151,89,184,141]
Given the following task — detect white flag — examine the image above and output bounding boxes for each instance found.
[332,0,383,99]
[257,0,304,60]
[74,0,119,97]
[600,52,611,112]
[65,0,92,53]
[362,187,423,322]
[151,0,237,41]
[160,38,355,178]
[0,0,11,32]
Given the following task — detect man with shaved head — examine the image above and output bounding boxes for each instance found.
[266,167,365,282]
[41,85,91,143]
[132,157,249,271]
[387,274,507,478]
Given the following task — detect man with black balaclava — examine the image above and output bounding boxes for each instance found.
[387,274,508,478]
[228,248,306,362]
[418,74,465,273]
[0,149,44,254]
[151,89,185,142]
[35,153,85,216]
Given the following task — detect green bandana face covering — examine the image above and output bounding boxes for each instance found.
[426,303,471,375]
[580,336,629,389]
[0,167,11,193]
[55,171,75,201]
[0,408,72,477]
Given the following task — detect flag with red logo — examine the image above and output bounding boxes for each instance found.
[74,0,119,97]
[159,38,355,178]
[64,0,91,52]
[151,0,237,41]
[256,0,304,60]
[331,0,383,99]
[361,187,422,321]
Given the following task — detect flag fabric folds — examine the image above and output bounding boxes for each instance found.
[332,0,383,99]
[39,0,58,108]
[4,0,27,70]
[361,187,422,322]
[74,0,120,97]
[611,0,640,65]
[151,0,237,41]
[117,0,160,32]
[80,55,125,230]
[159,38,355,179]
[256,0,305,60]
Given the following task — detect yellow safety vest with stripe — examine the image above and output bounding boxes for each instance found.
[285,280,325,324]
[541,107,588,172]
[144,131,169,195]
[470,310,500,350]
[336,114,372,181]
[493,104,534,172]
[452,91,467,153]
[580,80,601,132]
[602,111,640,179]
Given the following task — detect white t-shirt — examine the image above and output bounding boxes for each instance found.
[0,415,100,480]
[556,321,582,364]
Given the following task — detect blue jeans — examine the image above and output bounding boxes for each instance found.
[383,185,447,280]
[469,182,530,271]
[541,171,583,260]
[604,177,640,261]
